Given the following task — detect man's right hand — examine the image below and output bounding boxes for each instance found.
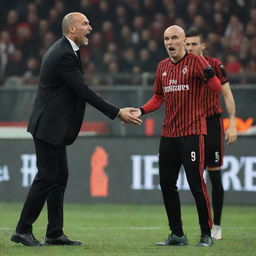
[130,108,142,118]
[118,108,143,125]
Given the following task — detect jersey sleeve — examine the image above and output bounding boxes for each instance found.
[140,94,163,114]
[213,60,229,85]
[195,56,222,92]
[195,56,212,81]
[153,63,163,95]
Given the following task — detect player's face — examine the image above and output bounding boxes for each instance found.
[185,36,205,56]
[73,14,92,46]
[164,28,186,61]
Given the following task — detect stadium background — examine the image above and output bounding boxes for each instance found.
[0,0,256,205]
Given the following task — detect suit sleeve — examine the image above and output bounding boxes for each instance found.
[56,52,119,119]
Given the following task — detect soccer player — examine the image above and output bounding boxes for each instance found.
[185,29,237,240]
[133,25,222,247]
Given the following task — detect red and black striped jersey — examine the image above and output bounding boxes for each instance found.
[204,56,229,117]
[154,53,212,137]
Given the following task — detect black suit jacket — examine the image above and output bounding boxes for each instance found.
[27,36,119,145]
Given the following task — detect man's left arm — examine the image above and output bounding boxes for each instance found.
[222,82,237,144]
[197,56,222,93]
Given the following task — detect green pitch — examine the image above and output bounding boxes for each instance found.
[0,203,255,256]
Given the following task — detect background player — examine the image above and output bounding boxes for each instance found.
[186,29,237,240]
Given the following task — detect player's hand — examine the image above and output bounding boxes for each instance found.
[130,108,142,118]
[225,125,237,145]
[118,107,143,125]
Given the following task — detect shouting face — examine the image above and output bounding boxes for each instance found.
[63,12,92,47]
[164,25,186,62]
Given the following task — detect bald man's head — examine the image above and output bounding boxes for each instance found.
[164,25,186,39]
[62,12,92,47]
[163,25,186,62]
[62,12,79,34]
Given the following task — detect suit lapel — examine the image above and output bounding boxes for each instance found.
[75,50,83,73]
[62,36,84,73]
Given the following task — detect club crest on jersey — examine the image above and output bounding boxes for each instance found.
[182,66,188,74]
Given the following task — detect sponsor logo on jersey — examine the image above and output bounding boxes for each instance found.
[163,84,189,92]
[162,71,167,76]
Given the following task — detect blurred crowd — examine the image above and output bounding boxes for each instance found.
[0,0,256,86]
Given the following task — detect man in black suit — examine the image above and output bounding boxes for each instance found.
[11,12,142,246]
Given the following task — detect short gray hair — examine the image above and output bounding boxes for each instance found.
[62,13,76,34]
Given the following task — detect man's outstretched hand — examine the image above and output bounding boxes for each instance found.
[118,108,143,125]
[130,108,142,118]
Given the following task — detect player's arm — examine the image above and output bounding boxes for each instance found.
[134,63,163,117]
[204,66,222,93]
[139,93,163,115]
[222,82,237,144]
[132,93,163,117]
[199,56,222,93]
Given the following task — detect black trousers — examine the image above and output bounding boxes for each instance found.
[205,113,224,168]
[159,135,212,236]
[16,137,68,238]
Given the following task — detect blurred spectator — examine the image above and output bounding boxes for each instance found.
[3,9,19,44]
[38,19,50,38]
[150,13,168,40]
[101,21,115,41]
[244,22,256,40]
[104,61,124,85]
[246,59,256,73]
[250,8,256,25]
[250,36,256,58]
[27,3,38,14]
[0,31,15,81]
[239,40,251,65]
[0,0,255,86]
[16,22,39,57]
[191,15,210,36]
[162,0,176,22]
[132,15,146,44]
[131,65,142,85]
[185,2,198,25]
[140,29,151,48]
[4,49,25,78]
[98,0,113,22]
[206,32,223,56]
[243,59,256,83]
[120,48,137,72]
[47,8,62,36]
[225,54,242,74]
[174,17,187,30]
[22,57,40,85]
[224,15,244,51]
[39,31,56,57]
[213,12,226,35]
[119,25,133,48]
[115,5,130,29]
[138,48,153,72]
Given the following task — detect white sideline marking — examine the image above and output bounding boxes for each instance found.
[1,226,256,231]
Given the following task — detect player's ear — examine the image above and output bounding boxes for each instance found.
[202,42,206,51]
[183,37,187,46]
